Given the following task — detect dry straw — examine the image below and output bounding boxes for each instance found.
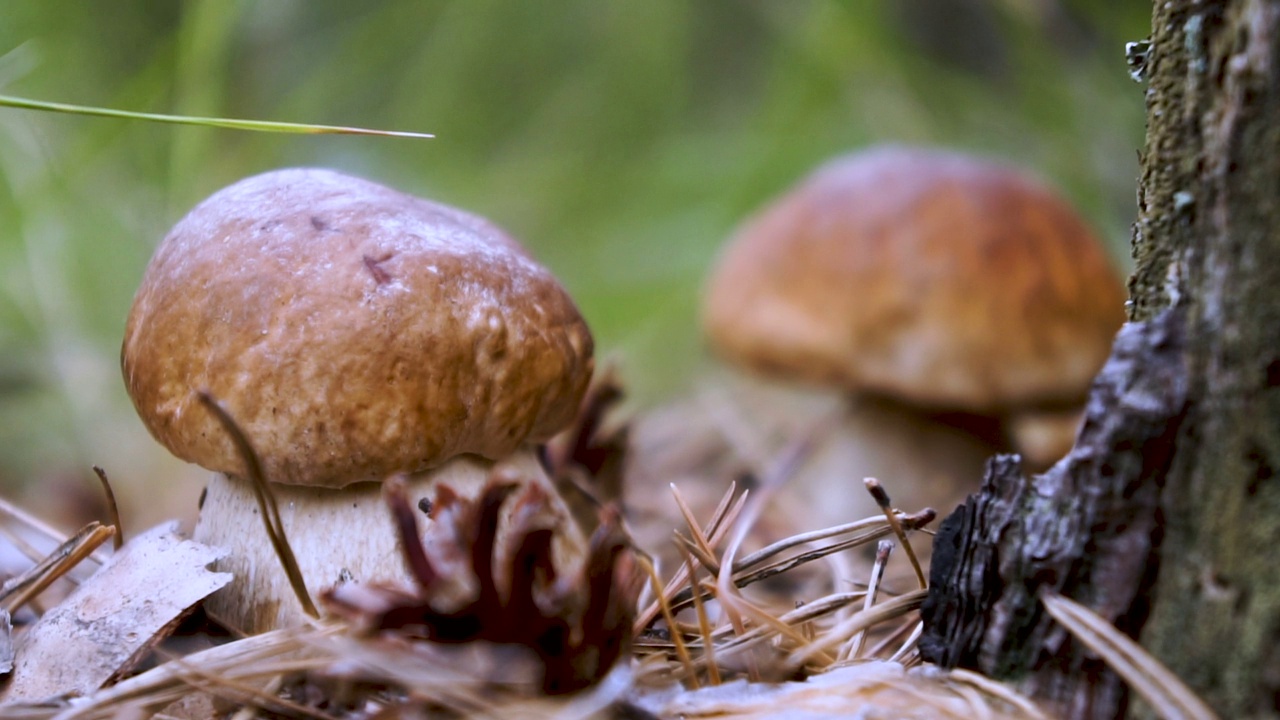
[0,388,1215,718]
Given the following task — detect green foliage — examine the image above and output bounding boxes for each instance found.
[0,1,1149,491]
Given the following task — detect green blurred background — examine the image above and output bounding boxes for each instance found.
[0,1,1149,529]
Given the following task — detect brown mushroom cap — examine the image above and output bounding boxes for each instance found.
[122,168,593,488]
[702,146,1126,413]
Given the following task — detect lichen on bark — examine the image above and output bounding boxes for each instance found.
[1140,1,1280,714]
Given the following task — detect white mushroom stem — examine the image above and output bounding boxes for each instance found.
[1006,407,1085,471]
[789,394,999,524]
[194,448,586,635]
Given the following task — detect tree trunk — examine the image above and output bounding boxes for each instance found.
[920,1,1280,717]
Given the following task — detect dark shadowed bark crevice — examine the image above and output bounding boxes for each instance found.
[920,309,1187,718]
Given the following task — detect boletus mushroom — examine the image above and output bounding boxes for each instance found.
[700,145,1126,520]
[122,168,594,633]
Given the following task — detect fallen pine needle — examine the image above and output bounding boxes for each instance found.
[1041,592,1218,720]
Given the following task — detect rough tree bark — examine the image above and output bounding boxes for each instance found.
[920,1,1280,718]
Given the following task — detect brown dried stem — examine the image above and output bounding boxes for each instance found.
[196,391,318,620]
[91,466,124,550]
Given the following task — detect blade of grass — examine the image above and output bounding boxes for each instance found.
[0,94,433,138]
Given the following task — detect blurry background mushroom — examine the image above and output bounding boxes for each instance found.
[120,168,595,634]
[626,145,1126,555]
[0,6,1147,543]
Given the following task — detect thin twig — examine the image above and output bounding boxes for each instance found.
[845,540,893,660]
[670,484,722,565]
[91,466,124,550]
[784,590,928,672]
[693,591,864,671]
[886,621,923,664]
[51,626,340,720]
[733,511,928,572]
[196,391,318,619]
[732,530,895,590]
[677,541,720,686]
[639,555,695,685]
[865,614,918,658]
[864,478,928,589]
[714,422,827,681]
[173,662,334,720]
[634,484,747,633]
[228,673,284,720]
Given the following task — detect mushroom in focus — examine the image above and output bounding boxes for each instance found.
[121,168,595,634]
[696,145,1126,524]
